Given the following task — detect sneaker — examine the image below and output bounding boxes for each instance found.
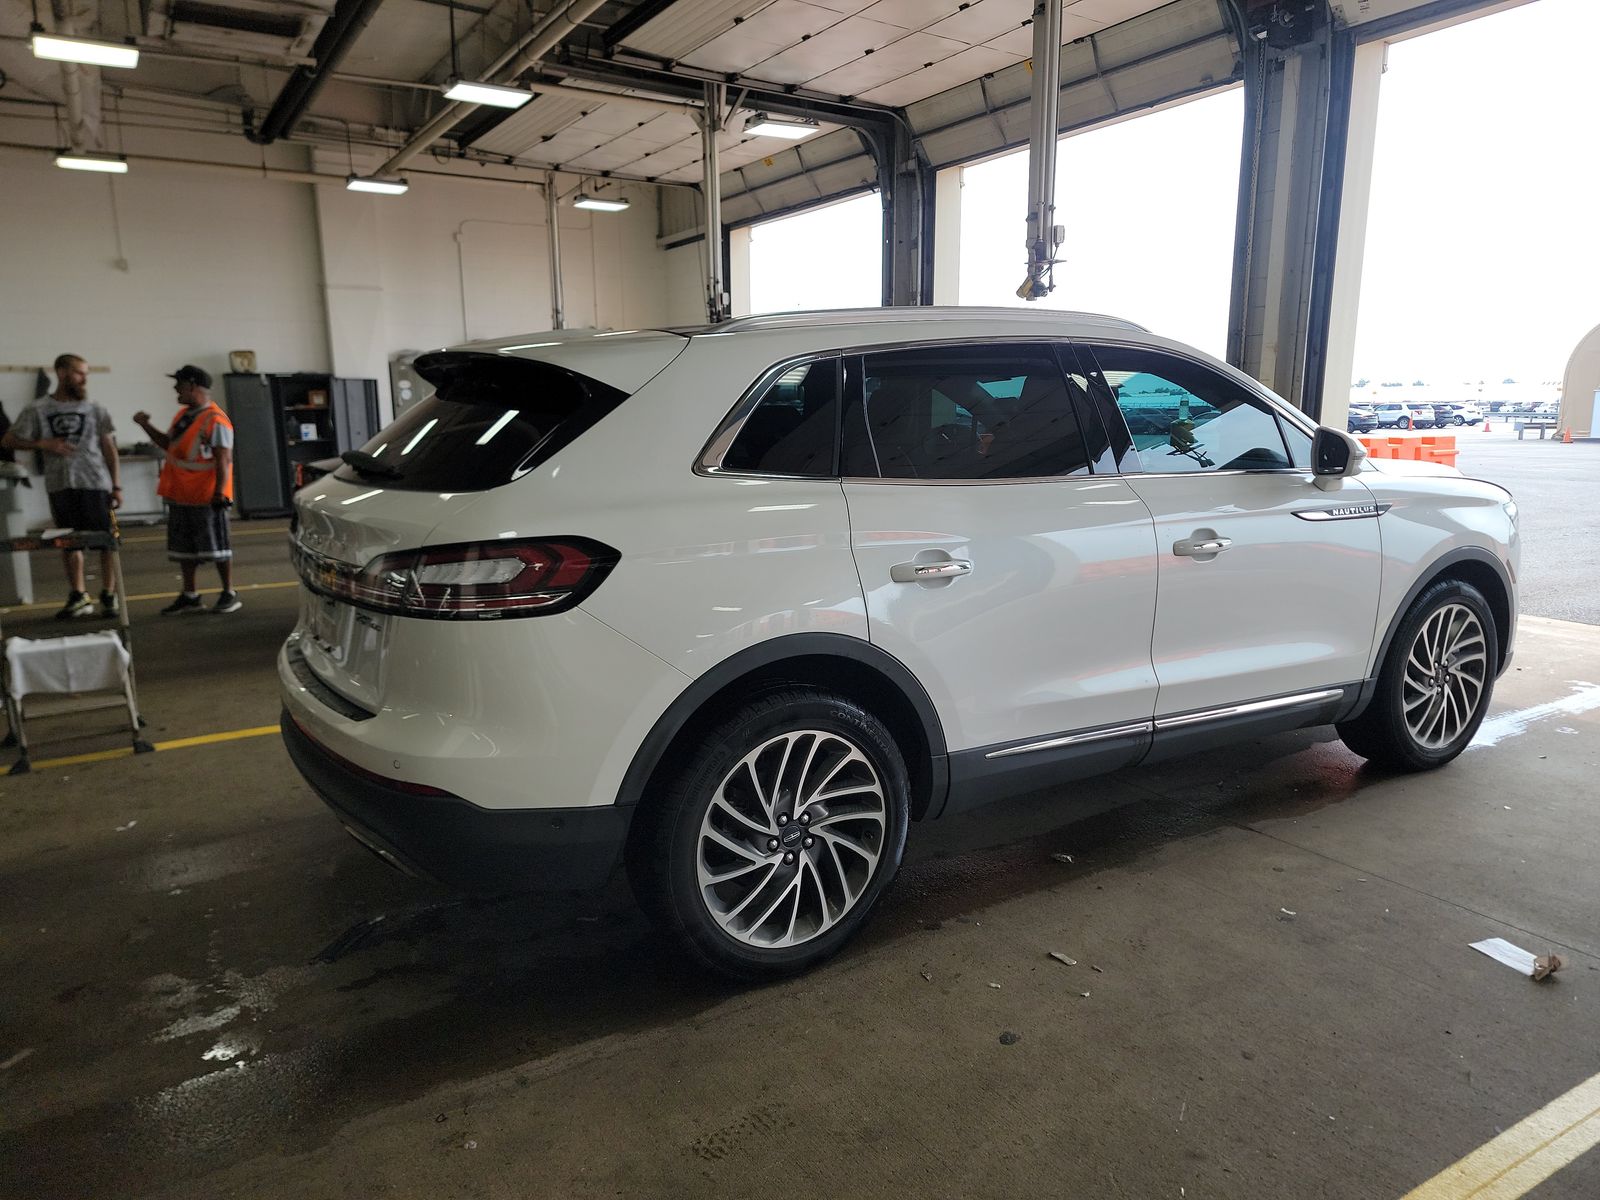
[212,591,243,614]
[160,592,205,616]
[55,591,94,619]
[100,590,120,618]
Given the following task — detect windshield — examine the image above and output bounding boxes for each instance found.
[336,352,628,492]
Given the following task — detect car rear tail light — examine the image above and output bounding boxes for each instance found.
[293,537,617,620]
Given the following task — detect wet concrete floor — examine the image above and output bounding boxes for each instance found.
[2,522,1598,1198]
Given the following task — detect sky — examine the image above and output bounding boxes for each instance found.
[956,88,1241,356]
[1352,0,1600,390]
[745,0,1598,400]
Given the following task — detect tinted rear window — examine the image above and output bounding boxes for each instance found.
[336,352,628,491]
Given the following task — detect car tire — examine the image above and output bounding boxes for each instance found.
[1399,417,1411,429]
[628,687,911,981]
[1453,416,1465,427]
[1336,578,1499,772]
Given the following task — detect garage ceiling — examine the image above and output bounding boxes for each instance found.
[0,0,1520,198]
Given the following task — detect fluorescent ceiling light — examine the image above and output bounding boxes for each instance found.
[55,152,128,174]
[442,78,532,108]
[744,113,819,140]
[31,31,140,69]
[346,175,409,195]
[572,194,629,212]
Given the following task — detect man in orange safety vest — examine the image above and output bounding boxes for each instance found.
[133,365,241,614]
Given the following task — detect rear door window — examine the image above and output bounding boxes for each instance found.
[336,352,627,491]
[843,343,1093,480]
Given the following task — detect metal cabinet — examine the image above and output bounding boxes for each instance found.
[223,373,379,518]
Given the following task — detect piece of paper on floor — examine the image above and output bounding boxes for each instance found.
[1470,937,1539,976]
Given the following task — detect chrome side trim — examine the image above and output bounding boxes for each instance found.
[1293,502,1391,521]
[985,721,1153,760]
[1154,688,1346,730]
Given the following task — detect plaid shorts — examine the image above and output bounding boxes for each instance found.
[166,503,232,562]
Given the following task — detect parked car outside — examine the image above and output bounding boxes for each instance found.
[1409,403,1437,429]
[1435,402,1483,427]
[280,309,1520,979]
[1374,402,1418,429]
[1347,405,1378,433]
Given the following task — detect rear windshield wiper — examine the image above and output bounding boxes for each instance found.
[340,450,402,479]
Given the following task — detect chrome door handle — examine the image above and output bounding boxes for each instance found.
[1173,536,1232,557]
[890,559,972,582]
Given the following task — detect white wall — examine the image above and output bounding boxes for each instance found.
[0,128,329,436]
[0,123,698,441]
[312,158,697,420]
[663,241,710,324]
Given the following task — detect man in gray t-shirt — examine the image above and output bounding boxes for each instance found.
[1,353,123,618]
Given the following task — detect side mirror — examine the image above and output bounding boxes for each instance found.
[1312,426,1365,487]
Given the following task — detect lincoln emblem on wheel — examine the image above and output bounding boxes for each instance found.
[278,309,1518,979]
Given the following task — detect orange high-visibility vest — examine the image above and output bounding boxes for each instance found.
[157,402,234,505]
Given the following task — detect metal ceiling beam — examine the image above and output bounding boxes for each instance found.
[908,28,1235,152]
[550,55,898,135]
[376,0,610,176]
[252,0,388,144]
[1351,0,1529,42]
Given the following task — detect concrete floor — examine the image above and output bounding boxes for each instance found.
[3,482,1599,1198]
[1453,429,1600,625]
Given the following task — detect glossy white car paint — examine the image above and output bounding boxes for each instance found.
[1125,470,1384,715]
[1358,458,1520,665]
[280,309,1518,821]
[844,475,1159,749]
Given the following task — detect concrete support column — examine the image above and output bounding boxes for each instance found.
[1227,3,1365,422]
[728,226,753,317]
[932,165,964,305]
[1316,40,1386,430]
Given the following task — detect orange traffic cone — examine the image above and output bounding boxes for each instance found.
[1563,427,1573,444]
[1483,419,1491,432]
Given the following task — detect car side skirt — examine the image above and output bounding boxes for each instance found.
[944,684,1362,817]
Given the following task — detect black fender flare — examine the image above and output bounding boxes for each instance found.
[614,633,950,817]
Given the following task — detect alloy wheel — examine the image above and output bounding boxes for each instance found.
[696,730,887,949]
[1402,602,1488,750]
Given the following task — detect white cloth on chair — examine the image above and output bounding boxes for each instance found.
[3,631,131,698]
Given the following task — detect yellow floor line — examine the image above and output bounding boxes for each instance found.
[121,527,289,544]
[1401,1070,1600,1199]
[23,724,280,771]
[1,580,298,615]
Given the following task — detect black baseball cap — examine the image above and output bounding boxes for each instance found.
[169,364,212,389]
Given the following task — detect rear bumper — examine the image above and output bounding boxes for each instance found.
[281,711,630,894]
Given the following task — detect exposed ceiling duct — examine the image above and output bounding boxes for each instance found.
[49,0,104,152]
[139,0,334,58]
[250,0,386,143]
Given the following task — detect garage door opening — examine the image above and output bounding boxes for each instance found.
[742,192,884,316]
[1349,0,1600,422]
[953,88,1244,358]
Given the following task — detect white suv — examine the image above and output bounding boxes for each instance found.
[281,309,1518,978]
